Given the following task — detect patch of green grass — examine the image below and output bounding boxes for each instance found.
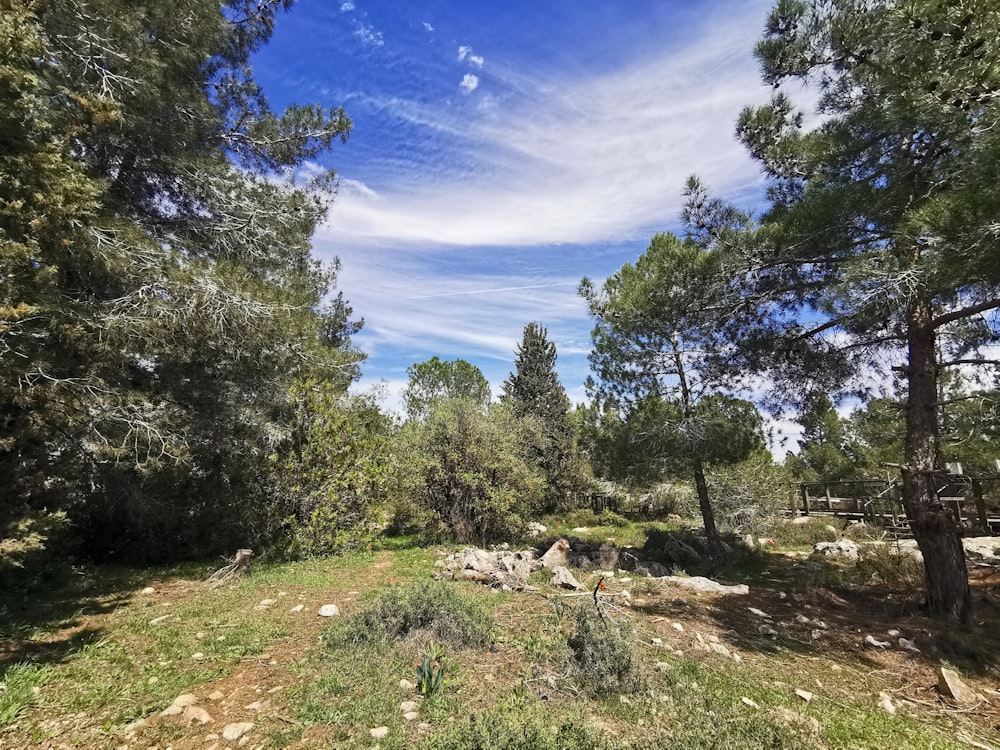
[330,580,495,648]
[0,663,49,728]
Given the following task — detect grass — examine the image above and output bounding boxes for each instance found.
[1,527,996,749]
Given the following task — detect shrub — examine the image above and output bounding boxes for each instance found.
[567,604,646,696]
[421,691,618,750]
[394,400,545,544]
[0,511,71,592]
[333,580,495,648]
[855,543,923,588]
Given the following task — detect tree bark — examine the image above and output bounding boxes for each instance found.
[693,458,724,559]
[903,303,971,623]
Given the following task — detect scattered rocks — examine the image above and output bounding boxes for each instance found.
[936,666,978,705]
[183,706,213,725]
[550,565,583,590]
[661,576,749,595]
[864,635,890,649]
[369,726,389,739]
[222,722,254,741]
[317,604,340,617]
[811,540,860,563]
[539,539,571,569]
[441,547,540,588]
[160,693,199,716]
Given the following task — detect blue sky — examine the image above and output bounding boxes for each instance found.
[253,0,793,430]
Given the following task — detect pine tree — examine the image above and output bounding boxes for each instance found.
[503,323,590,512]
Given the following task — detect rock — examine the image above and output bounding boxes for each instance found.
[634,561,670,578]
[864,635,890,648]
[758,624,778,637]
[964,536,1000,566]
[898,637,920,653]
[404,711,420,721]
[399,700,419,713]
[886,628,901,638]
[149,615,173,626]
[257,599,276,608]
[140,586,156,595]
[810,629,824,640]
[770,707,822,736]
[208,691,224,701]
[526,522,547,537]
[289,604,304,613]
[651,638,664,647]
[672,622,684,632]
[813,620,829,630]
[244,702,264,711]
[937,667,978,705]
[598,544,620,571]
[550,565,583,590]
[795,689,814,703]
[183,706,213,725]
[824,525,838,535]
[222,722,254,741]
[811,540,860,563]
[661,576,749,595]
[741,697,760,709]
[572,526,589,533]
[841,521,873,540]
[191,652,205,660]
[317,604,340,617]
[795,614,811,625]
[878,692,896,715]
[160,693,199,716]
[399,679,416,691]
[791,516,814,525]
[708,642,732,658]
[748,607,771,619]
[369,726,389,739]
[540,539,571,569]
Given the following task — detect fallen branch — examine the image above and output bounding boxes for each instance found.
[207,548,253,588]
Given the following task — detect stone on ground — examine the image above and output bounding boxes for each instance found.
[550,565,583,590]
[317,604,340,617]
[937,666,978,705]
[222,722,254,741]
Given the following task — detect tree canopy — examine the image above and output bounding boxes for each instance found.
[1,0,359,560]
[402,357,491,421]
[687,0,1000,621]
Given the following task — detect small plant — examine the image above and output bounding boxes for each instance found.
[416,641,446,697]
[567,604,647,697]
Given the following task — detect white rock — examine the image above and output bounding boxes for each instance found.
[317,604,340,617]
[795,689,814,703]
[399,700,419,712]
[758,625,778,637]
[811,629,824,640]
[572,527,589,533]
[369,726,389,739]
[795,614,811,625]
[791,516,814,525]
[191,652,205,660]
[183,706,213,725]
[399,679,416,690]
[741,697,760,709]
[140,586,156,595]
[878,692,896,715]
[898,637,920,653]
[222,722,254,741]
[149,615,173,626]
[813,620,829,630]
[672,622,684,632]
[257,599,277,608]
[404,711,420,721]
[550,565,583,590]
[748,607,771,619]
[661,576,749,595]
[651,638,664,647]
[812,540,860,562]
[208,691,224,701]
[864,635,890,648]
[289,604,304,613]
[886,628,901,638]
[937,666,978,705]
[244,702,264,711]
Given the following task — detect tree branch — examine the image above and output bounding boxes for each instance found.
[930,298,1000,329]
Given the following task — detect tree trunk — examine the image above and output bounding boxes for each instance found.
[903,304,971,623]
[693,459,724,559]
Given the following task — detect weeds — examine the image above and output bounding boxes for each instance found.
[416,641,446,697]
[0,663,48,729]
[332,579,495,648]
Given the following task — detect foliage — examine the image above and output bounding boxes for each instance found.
[503,323,593,512]
[403,357,491,421]
[416,641,447,697]
[269,380,391,558]
[785,393,853,482]
[421,691,618,750]
[394,400,545,543]
[686,0,1000,621]
[333,580,495,649]
[0,0,361,561]
[0,510,71,591]
[567,604,647,697]
[707,449,793,535]
[0,663,49,729]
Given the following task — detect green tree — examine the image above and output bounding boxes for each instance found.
[786,392,852,482]
[503,323,591,511]
[402,357,491,421]
[688,0,1000,622]
[396,400,544,543]
[581,233,766,557]
[1,0,359,560]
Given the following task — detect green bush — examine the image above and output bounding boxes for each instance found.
[393,400,545,544]
[420,691,618,750]
[567,604,647,696]
[0,511,71,592]
[332,579,495,648]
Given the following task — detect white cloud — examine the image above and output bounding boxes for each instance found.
[423,21,434,32]
[459,73,479,94]
[340,1,354,11]
[469,54,484,68]
[457,45,472,61]
[354,23,384,47]
[323,8,774,248]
